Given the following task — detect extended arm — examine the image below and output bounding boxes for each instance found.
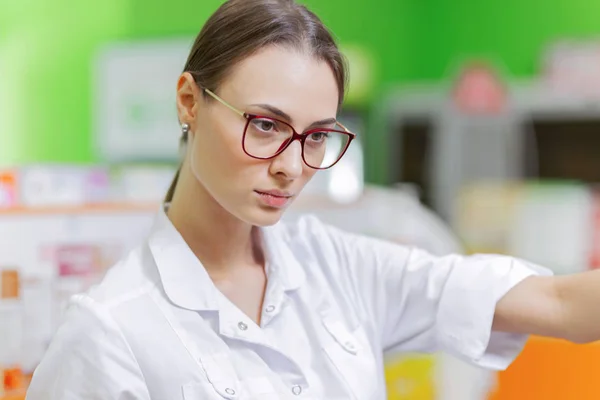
[494,271,600,344]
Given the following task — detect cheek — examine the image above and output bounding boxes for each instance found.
[195,118,260,182]
[301,167,318,185]
[208,118,244,158]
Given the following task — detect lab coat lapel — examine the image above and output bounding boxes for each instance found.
[147,210,219,311]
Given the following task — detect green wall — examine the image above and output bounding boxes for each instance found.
[2,0,600,181]
[414,0,600,80]
[0,1,128,165]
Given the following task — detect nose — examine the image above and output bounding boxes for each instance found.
[269,140,303,180]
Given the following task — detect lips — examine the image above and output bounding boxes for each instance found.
[256,189,293,198]
[255,190,294,208]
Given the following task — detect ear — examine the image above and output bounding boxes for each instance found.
[176,72,202,130]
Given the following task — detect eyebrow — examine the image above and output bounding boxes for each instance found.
[250,103,337,129]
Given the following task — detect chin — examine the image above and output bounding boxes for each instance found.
[243,206,286,227]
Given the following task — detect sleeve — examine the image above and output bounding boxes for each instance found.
[26,295,151,400]
[317,220,553,371]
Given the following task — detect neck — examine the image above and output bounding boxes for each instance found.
[167,167,263,277]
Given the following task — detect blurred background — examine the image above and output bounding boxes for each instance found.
[2,0,600,399]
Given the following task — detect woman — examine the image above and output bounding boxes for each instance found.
[26,1,600,399]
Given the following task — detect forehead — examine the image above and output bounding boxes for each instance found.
[219,45,340,123]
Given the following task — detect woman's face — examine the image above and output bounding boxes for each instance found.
[179,45,340,226]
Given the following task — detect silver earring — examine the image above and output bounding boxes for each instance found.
[181,123,190,140]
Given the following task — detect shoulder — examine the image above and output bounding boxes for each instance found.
[27,292,149,399]
[276,214,348,263]
[274,213,415,302]
[278,213,359,250]
[277,213,329,243]
[86,244,157,307]
[51,243,155,351]
[28,244,155,397]
[52,293,124,349]
[278,213,412,266]
[49,243,161,349]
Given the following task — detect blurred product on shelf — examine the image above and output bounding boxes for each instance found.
[0,173,17,208]
[111,164,178,203]
[0,164,176,209]
[591,188,600,270]
[17,165,110,208]
[451,61,507,115]
[456,182,524,254]
[51,243,123,326]
[456,180,598,275]
[542,39,600,99]
[0,270,25,398]
[289,184,462,256]
[508,182,591,275]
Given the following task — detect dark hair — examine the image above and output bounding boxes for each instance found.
[164,0,348,203]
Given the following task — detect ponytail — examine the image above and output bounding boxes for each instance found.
[164,167,181,203]
[164,129,188,203]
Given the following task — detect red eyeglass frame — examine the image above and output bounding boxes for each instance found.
[204,88,357,170]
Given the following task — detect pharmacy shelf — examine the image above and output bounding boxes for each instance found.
[1,393,26,400]
[0,202,160,216]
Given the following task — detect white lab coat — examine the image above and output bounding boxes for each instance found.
[26,210,549,399]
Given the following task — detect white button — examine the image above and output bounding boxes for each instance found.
[225,388,236,395]
[265,305,276,313]
[292,385,302,395]
[345,341,356,351]
[238,321,248,331]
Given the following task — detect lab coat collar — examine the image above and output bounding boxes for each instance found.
[148,208,220,311]
[261,223,306,292]
[148,208,305,311]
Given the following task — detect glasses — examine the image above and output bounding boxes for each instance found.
[204,88,356,169]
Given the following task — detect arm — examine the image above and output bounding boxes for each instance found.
[494,270,600,344]
[306,215,548,369]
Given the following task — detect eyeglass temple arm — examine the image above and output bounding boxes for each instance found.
[205,87,353,135]
[203,88,246,118]
[336,121,352,134]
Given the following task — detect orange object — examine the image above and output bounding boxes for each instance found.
[3,368,23,392]
[0,202,158,216]
[489,336,600,400]
[0,270,19,299]
[0,372,30,400]
[0,394,25,400]
[0,172,17,207]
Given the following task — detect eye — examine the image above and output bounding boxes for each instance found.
[308,131,329,143]
[251,118,277,133]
